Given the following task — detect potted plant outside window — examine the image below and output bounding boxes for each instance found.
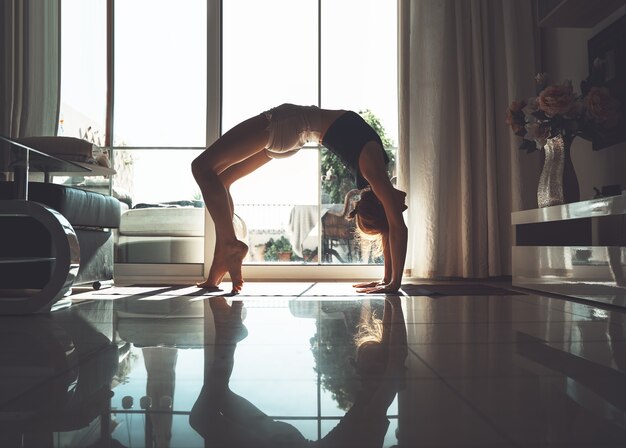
[264,236,293,262]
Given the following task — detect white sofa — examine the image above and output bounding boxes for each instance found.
[116,205,246,264]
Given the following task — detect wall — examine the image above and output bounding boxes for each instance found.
[542,6,626,201]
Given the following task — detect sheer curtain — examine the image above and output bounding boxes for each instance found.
[0,0,60,137]
[398,0,540,278]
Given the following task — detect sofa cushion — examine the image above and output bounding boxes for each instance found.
[0,182,121,228]
[119,207,205,237]
[16,136,107,166]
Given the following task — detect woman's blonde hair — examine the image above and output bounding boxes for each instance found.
[347,188,387,256]
[353,307,386,377]
[354,308,383,348]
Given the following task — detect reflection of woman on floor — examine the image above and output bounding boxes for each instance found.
[190,297,304,447]
[191,104,408,294]
[318,296,408,448]
[189,296,407,448]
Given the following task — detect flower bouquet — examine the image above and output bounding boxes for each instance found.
[506,60,621,207]
[507,61,621,152]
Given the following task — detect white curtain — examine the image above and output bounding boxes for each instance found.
[0,0,60,138]
[398,0,541,278]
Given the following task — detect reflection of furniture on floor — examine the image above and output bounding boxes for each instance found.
[116,204,247,264]
[115,292,205,347]
[114,294,207,447]
[512,195,626,308]
[0,136,120,314]
[0,306,119,446]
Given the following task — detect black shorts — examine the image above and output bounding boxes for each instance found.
[322,111,389,188]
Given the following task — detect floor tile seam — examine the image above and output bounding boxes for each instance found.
[403,372,573,381]
[405,338,625,345]
[126,293,363,297]
[401,295,525,299]
[406,347,589,380]
[53,320,116,325]
[513,291,626,312]
[510,295,593,310]
[512,295,626,317]
[112,409,192,416]
[297,282,319,297]
[403,319,602,324]
[511,307,623,322]
[403,371,619,380]
[406,320,626,334]
[0,376,54,409]
[407,349,525,448]
[405,319,618,325]
[404,328,626,338]
[417,444,517,448]
[0,356,103,413]
[110,410,401,419]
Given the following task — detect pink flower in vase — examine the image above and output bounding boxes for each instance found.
[585,86,620,127]
[538,82,576,117]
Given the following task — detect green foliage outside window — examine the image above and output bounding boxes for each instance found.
[263,236,294,261]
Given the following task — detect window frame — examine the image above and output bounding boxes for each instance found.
[96,0,390,284]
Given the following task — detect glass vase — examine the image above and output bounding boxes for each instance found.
[537,134,580,208]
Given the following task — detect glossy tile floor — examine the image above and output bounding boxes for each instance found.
[2,282,626,447]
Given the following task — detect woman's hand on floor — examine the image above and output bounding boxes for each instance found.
[352,279,387,289]
[356,282,402,294]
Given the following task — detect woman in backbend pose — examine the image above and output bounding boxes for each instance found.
[191,103,408,294]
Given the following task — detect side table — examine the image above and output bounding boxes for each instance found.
[512,195,626,308]
[0,136,92,313]
[0,200,79,313]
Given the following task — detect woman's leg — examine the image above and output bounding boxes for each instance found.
[196,150,272,288]
[191,113,269,292]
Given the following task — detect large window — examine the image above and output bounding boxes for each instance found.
[224,0,397,265]
[59,0,107,142]
[61,0,208,267]
[60,0,397,268]
[112,0,207,206]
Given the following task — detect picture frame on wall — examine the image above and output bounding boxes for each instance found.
[587,13,626,150]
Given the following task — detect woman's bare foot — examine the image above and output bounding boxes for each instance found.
[198,240,248,293]
[195,280,223,291]
[226,240,248,293]
[210,297,249,341]
[204,244,229,288]
[196,253,225,289]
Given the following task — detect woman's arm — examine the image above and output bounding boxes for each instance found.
[362,297,408,411]
[381,234,392,285]
[358,143,408,293]
[352,236,391,289]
